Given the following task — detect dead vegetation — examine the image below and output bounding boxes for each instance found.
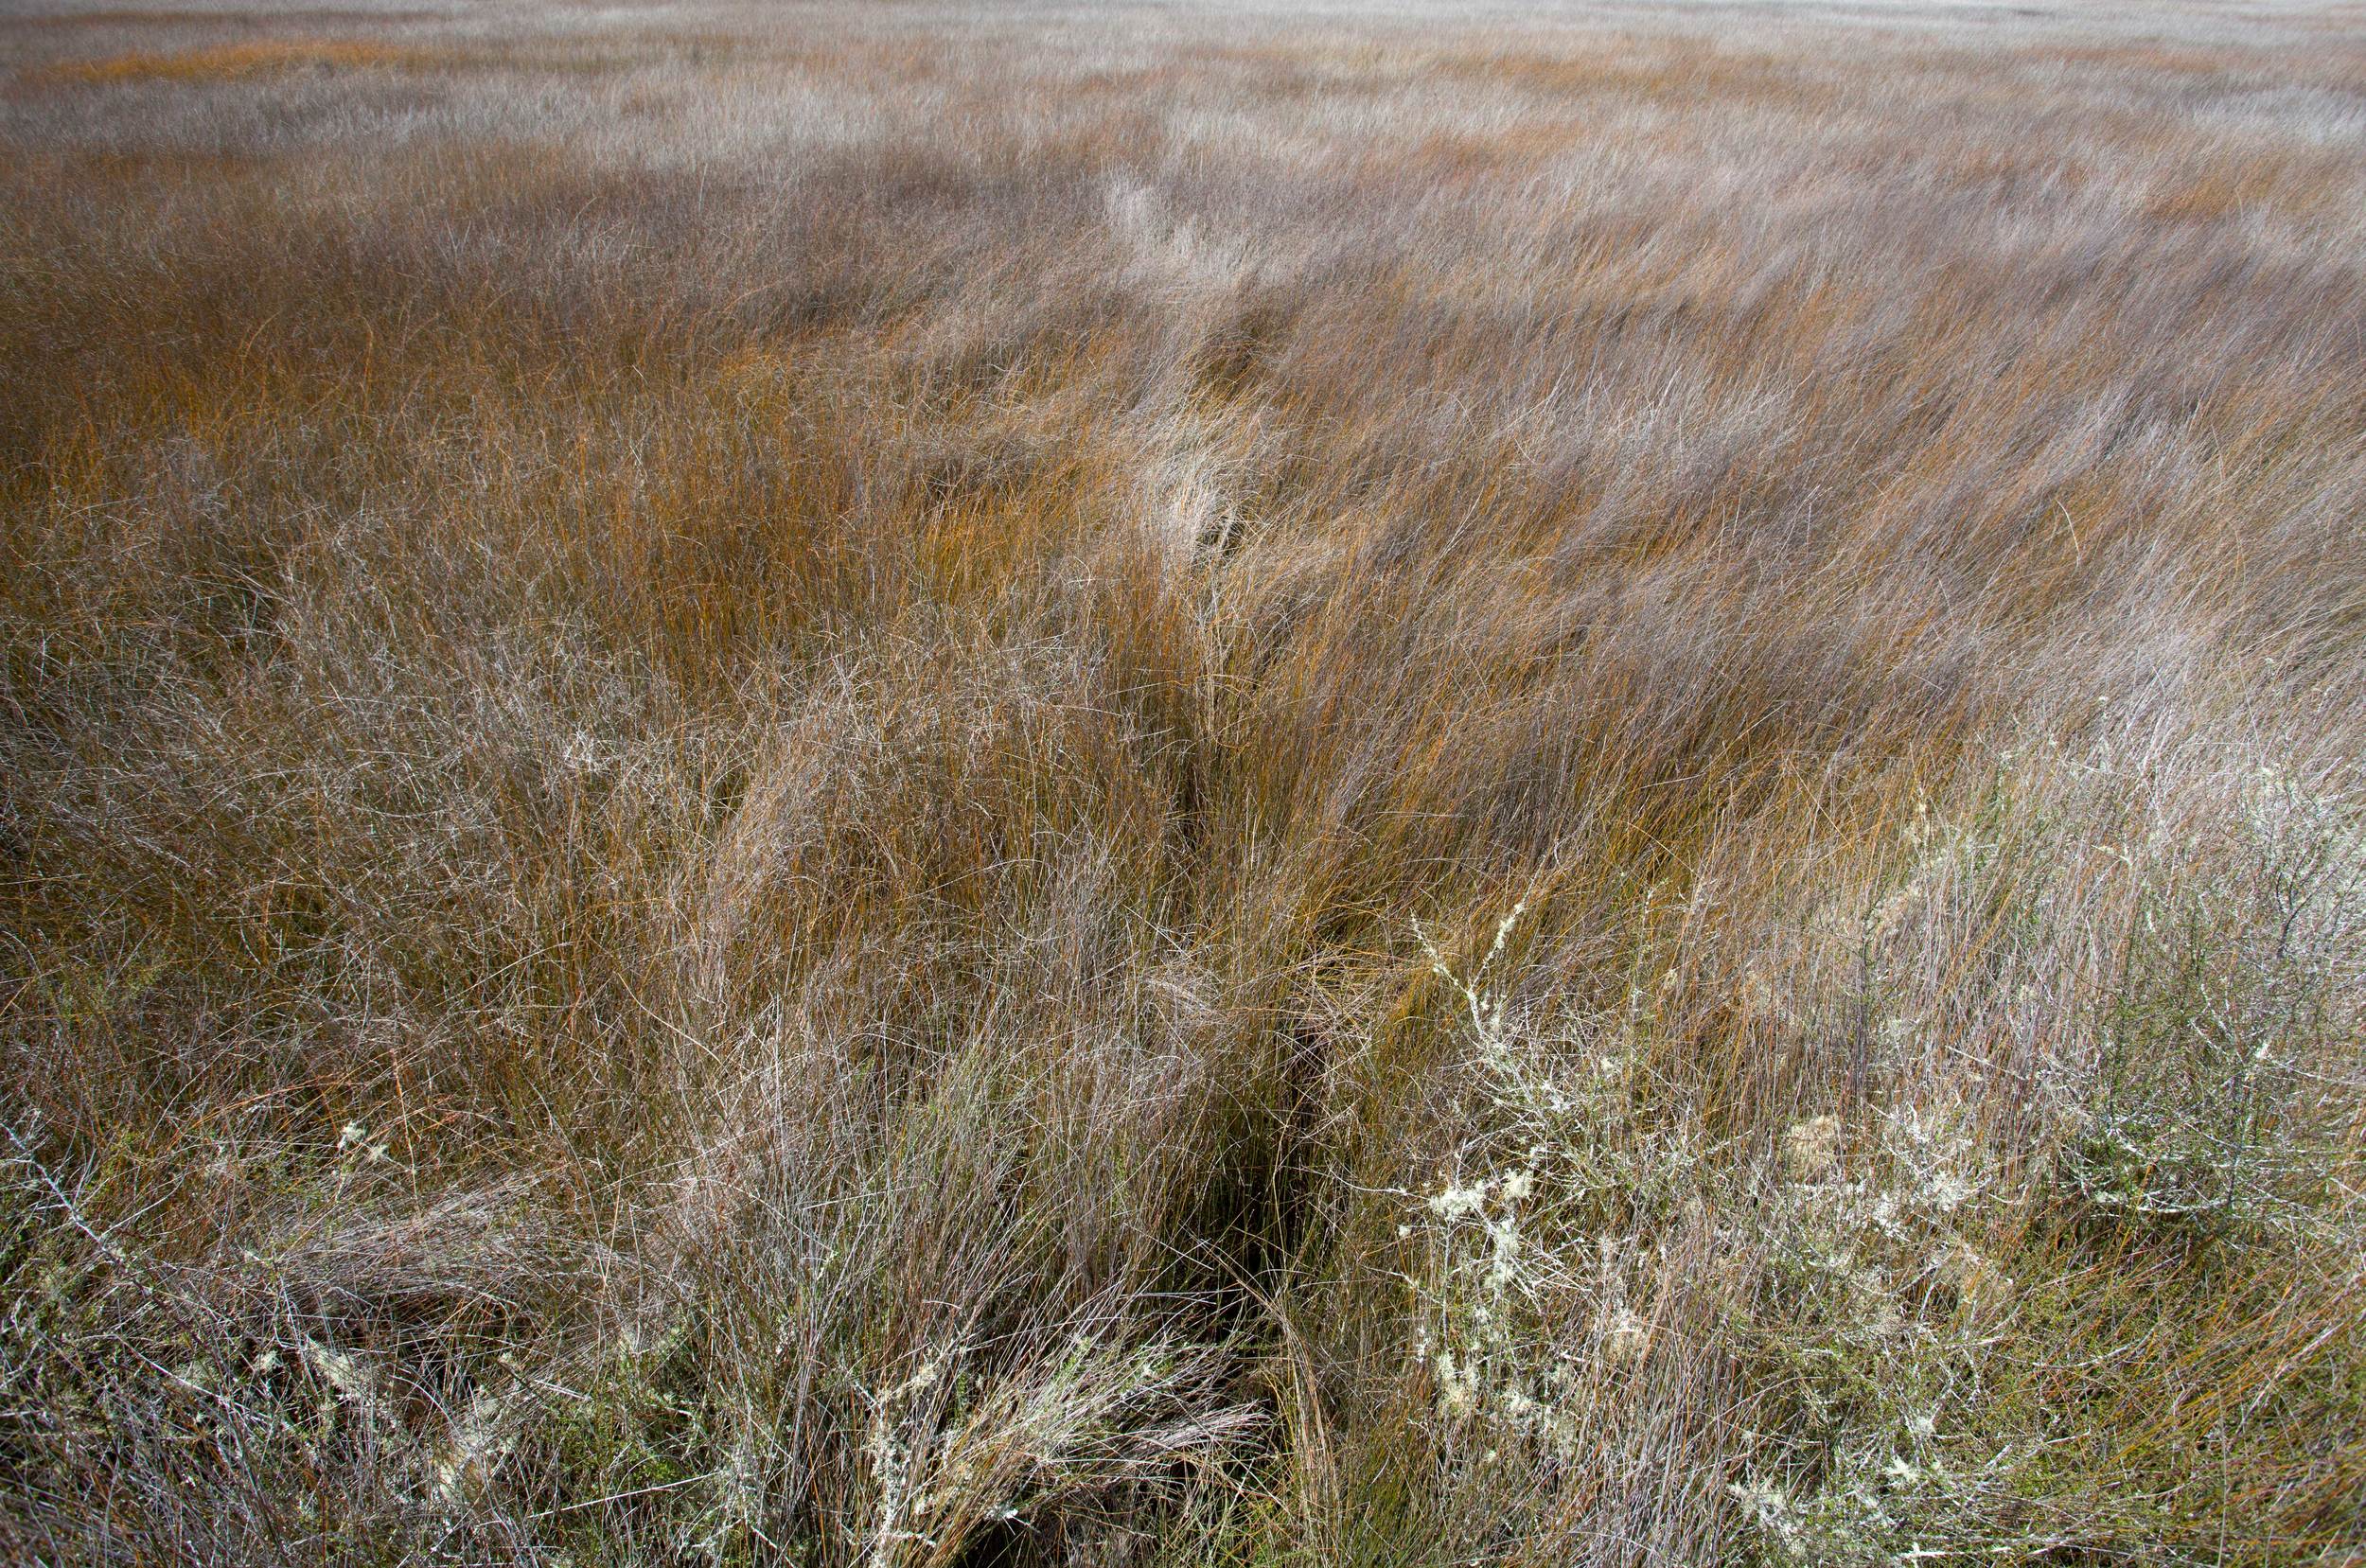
[3,1,2364,1562]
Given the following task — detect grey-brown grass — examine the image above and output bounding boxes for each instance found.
[3,1,2364,1562]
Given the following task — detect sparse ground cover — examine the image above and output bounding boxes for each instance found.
[3,1,2364,1561]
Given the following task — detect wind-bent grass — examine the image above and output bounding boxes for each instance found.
[3,0,2364,1561]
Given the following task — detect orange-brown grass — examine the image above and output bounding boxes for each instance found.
[34,38,427,85]
[2,1,2364,1563]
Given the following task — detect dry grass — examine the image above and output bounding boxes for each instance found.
[30,40,426,85]
[3,0,2364,1562]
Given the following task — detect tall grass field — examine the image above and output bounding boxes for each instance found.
[4,0,2365,1561]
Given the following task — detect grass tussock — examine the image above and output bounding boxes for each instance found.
[3,0,2365,1562]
